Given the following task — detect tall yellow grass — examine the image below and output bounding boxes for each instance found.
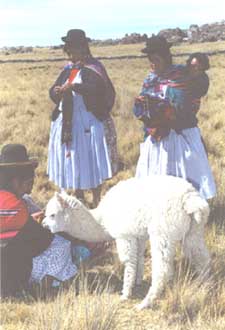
[0,42,225,330]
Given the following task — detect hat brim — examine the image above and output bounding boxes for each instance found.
[141,47,148,54]
[61,36,91,43]
[0,158,38,168]
[141,42,173,55]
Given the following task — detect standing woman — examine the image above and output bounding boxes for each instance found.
[133,35,216,200]
[48,29,118,207]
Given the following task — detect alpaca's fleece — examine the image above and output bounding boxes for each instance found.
[43,175,210,310]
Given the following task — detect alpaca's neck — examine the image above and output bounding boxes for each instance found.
[69,203,112,242]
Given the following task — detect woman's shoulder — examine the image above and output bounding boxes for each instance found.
[143,72,158,87]
[63,62,73,70]
[86,57,104,68]
[0,191,29,232]
[84,57,108,77]
[0,190,25,209]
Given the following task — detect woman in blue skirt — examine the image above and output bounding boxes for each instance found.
[48,29,118,207]
[133,35,216,200]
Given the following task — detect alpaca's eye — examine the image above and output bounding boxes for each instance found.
[50,214,55,218]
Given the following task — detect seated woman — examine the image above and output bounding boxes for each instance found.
[0,144,89,298]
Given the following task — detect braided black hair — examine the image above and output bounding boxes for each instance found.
[0,165,35,191]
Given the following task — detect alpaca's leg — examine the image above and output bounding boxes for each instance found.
[116,238,138,299]
[91,185,101,208]
[137,233,176,310]
[75,189,84,201]
[136,238,146,285]
[183,220,211,277]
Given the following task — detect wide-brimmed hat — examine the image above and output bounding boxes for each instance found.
[61,29,91,47]
[141,35,172,55]
[0,144,38,168]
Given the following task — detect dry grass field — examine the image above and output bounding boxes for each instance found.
[0,41,225,330]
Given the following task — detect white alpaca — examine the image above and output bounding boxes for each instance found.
[43,175,210,310]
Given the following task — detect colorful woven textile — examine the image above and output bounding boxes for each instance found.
[0,191,28,238]
[133,65,199,141]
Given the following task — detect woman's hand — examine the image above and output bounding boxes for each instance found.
[61,82,73,93]
[32,211,45,223]
[135,95,151,111]
[135,95,145,103]
[54,85,63,95]
[54,83,73,95]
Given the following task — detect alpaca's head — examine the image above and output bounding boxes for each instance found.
[42,192,82,233]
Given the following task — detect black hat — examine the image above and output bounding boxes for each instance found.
[141,35,172,55]
[61,29,91,47]
[0,144,38,168]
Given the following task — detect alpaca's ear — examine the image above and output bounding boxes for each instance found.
[55,192,70,209]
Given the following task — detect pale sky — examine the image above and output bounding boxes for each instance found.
[1,0,225,47]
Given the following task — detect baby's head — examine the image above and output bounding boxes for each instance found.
[186,52,210,77]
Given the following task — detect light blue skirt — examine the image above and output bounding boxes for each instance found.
[30,235,77,283]
[48,94,112,190]
[135,127,216,199]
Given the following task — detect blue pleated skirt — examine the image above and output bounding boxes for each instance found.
[30,235,77,283]
[48,93,112,190]
[135,127,216,199]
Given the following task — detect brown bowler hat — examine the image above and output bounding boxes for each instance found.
[141,35,172,55]
[61,29,91,47]
[0,144,38,168]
